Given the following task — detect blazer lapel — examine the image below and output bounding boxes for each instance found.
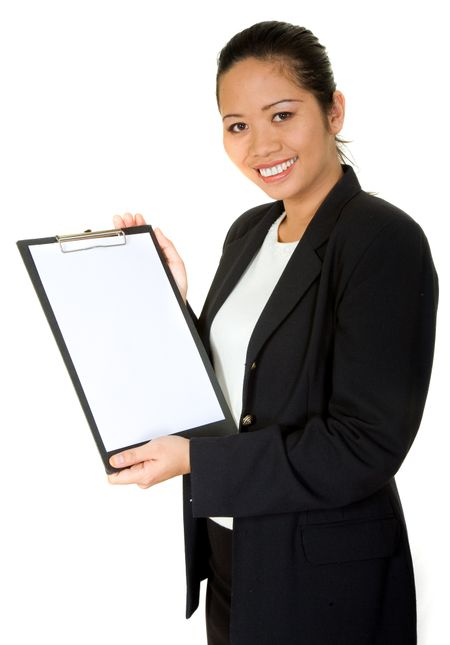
[245,242,322,364]
[246,166,362,362]
[198,200,284,353]
[199,166,362,360]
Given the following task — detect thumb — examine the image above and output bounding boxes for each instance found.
[154,227,174,250]
[154,228,184,265]
[109,443,152,468]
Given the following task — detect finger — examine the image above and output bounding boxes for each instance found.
[135,213,147,226]
[113,215,125,229]
[108,461,148,485]
[109,443,153,469]
[123,212,134,227]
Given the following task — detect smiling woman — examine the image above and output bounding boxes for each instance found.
[108,20,438,645]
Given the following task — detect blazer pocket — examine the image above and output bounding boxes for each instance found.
[301,517,400,565]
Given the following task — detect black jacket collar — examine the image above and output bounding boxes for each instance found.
[199,165,362,359]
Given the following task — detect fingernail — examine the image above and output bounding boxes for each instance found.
[112,453,125,467]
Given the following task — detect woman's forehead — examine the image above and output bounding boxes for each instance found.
[218,58,309,114]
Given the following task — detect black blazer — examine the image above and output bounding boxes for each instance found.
[183,166,438,645]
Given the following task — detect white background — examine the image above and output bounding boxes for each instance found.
[0,1,448,643]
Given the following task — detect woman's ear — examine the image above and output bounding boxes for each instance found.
[328,90,345,135]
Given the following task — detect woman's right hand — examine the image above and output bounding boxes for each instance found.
[113,213,188,303]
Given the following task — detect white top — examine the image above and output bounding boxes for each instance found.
[209,211,299,530]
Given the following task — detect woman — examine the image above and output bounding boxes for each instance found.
[108,21,438,645]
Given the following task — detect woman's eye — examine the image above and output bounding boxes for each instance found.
[228,122,248,133]
[273,112,292,122]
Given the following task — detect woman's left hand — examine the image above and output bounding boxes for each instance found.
[107,436,191,488]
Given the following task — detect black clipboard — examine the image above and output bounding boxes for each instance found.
[17,225,236,473]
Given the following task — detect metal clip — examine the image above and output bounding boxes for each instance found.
[56,229,126,253]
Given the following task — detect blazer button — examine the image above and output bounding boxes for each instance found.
[250,362,257,370]
[242,414,255,427]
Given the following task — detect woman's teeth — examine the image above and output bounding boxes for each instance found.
[258,156,298,177]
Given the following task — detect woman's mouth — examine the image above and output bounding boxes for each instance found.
[255,156,298,183]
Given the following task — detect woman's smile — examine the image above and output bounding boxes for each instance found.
[255,155,298,182]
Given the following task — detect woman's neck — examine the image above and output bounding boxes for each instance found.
[279,162,344,243]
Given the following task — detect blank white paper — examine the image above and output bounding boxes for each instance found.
[30,232,225,452]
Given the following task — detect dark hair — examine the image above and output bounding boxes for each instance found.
[216,21,350,163]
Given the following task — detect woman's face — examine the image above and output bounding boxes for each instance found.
[218,57,345,206]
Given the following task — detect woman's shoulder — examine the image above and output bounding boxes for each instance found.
[336,188,428,253]
[330,189,436,286]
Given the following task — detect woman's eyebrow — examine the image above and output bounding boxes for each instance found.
[222,99,303,121]
[262,98,303,111]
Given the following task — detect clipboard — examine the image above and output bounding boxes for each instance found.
[17,225,236,473]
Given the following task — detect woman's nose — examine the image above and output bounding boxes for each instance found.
[248,126,282,160]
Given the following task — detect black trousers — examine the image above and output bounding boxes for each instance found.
[205,519,232,645]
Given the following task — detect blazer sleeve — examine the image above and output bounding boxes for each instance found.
[188,217,439,517]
